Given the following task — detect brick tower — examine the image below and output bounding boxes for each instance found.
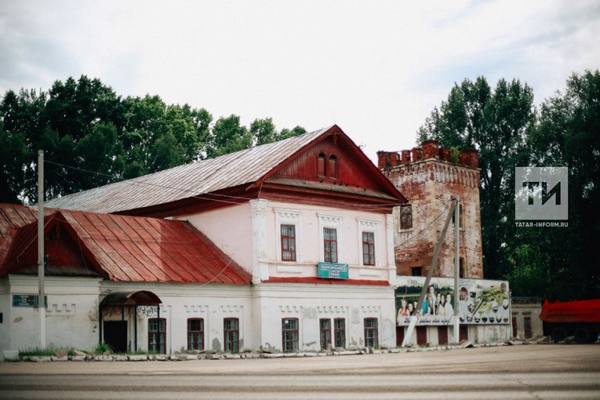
[378,140,483,279]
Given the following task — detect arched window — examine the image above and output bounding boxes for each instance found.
[328,154,337,178]
[317,153,326,177]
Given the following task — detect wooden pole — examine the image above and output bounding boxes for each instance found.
[37,150,46,349]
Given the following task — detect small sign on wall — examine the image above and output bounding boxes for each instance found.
[317,262,349,279]
[12,294,47,308]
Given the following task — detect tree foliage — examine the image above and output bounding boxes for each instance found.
[0,76,305,203]
[419,71,600,300]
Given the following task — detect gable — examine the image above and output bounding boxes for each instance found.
[265,126,406,201]
[1,215,103,277]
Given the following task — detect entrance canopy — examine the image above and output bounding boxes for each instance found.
[100,290,161,307]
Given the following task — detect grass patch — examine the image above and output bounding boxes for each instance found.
[19,347,56,357]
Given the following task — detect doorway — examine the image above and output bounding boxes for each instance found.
[104,321,127,353]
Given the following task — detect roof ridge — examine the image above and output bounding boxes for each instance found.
[45,126,330,211]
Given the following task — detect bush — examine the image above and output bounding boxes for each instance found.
[95,343,112,354]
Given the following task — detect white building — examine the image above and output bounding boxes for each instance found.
[1,125,405,355]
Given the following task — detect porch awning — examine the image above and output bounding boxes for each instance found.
[100,290,161,307]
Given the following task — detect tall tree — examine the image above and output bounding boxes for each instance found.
[518,70,600,299]
[418,77,535,280]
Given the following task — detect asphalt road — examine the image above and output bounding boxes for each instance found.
[0,345,599,400]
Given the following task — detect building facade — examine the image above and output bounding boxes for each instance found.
[1,125,404,356]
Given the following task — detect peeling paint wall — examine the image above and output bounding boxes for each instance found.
[379,141,484,279]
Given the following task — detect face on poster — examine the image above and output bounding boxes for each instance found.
[395,277,510,326]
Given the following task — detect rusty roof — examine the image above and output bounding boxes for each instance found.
[0,203,251,285]
[45,127,331,213]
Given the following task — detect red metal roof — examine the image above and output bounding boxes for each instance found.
[0,203,251,285]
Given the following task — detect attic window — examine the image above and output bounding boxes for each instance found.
[327,155,337,178]
[318,153,326,177]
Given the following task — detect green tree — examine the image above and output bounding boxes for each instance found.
[518,70,600,299]
[418,77,535,280]
[207,115,252,157]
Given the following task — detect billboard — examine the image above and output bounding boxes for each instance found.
[395,277,510,326]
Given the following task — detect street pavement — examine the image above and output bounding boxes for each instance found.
[0,345,599,399]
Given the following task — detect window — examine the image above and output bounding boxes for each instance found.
[282,318,299,353]
[459,257,465,278]
[364,318,379,348]
[323,227,338,263]
[334,318,346,348]
[280,224,296,261]
[148,318,166,353]
[327,155,337,178]
[362,231,375,266]
[187,318,204,351]
[452,203,463,228]
[399,204,412,230]
[411,266,423,276]
[320,319,332,350]
[224,318,239,353]
[318,153,326,177]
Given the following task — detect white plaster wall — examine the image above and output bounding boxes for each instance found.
[101,282,254,353]
[6,275,101,352]
[254,283,396,351]
[512,303,544,339]
[264,201,395,282]
[0,280,11,353]
[179,202,254,276]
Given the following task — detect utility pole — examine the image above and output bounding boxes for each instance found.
[453,199,460,343]
[37,150,46,349]
[402,198,457,347]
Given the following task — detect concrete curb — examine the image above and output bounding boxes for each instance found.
[6,341,533,362]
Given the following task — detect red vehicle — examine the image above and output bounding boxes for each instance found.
[540,299,600,343]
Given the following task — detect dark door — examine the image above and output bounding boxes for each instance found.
[396,326,404,347]
[437,326,448,345]
[416,326,427,345]
[459,325,468,342]
[512,316,518,337]
[524,316,532,339]
[104,321,127,353]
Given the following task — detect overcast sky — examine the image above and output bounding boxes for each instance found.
[1,0,599,160]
